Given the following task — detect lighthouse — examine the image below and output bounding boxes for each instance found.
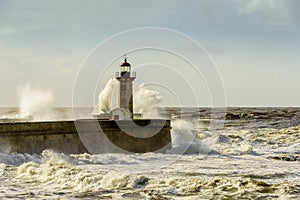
[115,56,136,115]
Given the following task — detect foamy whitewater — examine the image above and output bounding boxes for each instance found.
[0,107,300,199]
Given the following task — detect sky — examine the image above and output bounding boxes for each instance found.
[0,0,299,107]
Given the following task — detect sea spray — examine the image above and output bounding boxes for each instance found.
[18,84,55,120]
[134,84,162,118]
[98,78,117,114]
[169,119,217,154]
[97,80,162,117]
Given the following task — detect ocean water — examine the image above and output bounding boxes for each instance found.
[0,107,299,199]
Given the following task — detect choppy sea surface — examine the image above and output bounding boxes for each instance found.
[0,107,299,199]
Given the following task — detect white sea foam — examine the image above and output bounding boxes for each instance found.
[101,171,149,189]
[6,150,298,199]
[13,150,150,194]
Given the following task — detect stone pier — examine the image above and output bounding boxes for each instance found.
[0,119,171,154]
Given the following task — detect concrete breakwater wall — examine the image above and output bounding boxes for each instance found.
[0,119,171,154]
[0,121,86,154]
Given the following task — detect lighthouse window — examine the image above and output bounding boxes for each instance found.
[121,67,130,72]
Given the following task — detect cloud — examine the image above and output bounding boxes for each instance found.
[0,25,46,35]
[0,27,19,35]
[236,0,292,26]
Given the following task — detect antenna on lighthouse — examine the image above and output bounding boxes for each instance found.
[123,54,127,61]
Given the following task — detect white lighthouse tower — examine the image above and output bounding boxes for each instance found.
[115,56,136,116]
